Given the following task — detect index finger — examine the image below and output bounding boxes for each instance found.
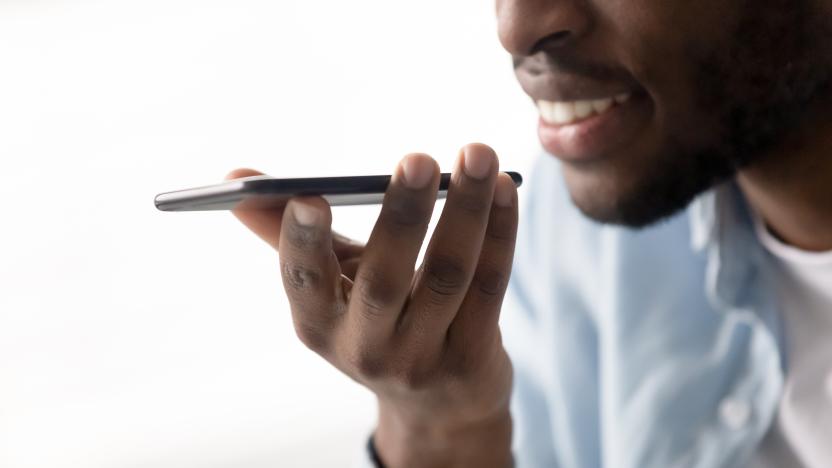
[225,168,285,251]
[224,169,364,261]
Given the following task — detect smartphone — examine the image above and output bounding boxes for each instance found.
[154,172,523,212]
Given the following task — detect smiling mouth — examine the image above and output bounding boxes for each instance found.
[537,92,632,126]
[535,89,653,163]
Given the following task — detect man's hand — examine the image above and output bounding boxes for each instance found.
[227,143,517,467]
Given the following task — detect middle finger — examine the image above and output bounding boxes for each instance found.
[348,154,440,339]
[403,143,499,340]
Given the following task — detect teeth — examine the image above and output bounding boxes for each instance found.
[614,93,631,104]
[592,98,613,114]
[574,101,594,119]
[552,102,574,124]
[537,93,631,126]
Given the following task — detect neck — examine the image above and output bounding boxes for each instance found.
[737,114,832,252]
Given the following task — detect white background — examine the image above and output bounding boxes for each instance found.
[0,1,538,466]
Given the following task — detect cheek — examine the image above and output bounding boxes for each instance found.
[603,4,739,105]
[612,3,740,151]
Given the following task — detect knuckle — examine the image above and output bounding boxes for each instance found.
[472,265,508,300]
[423,254,469,298]
[281,261,323,291]
[353,270,398,317]
[355,294,389,321]
[486,213,516,244]
[453,191,491,216]
[349,351,389,380]
[286,222,323,249]
[397,366,434,391]
[293,321,331,354]
[443,352,476,380]
[382,195,431,230]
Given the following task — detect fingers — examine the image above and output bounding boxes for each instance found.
[348,154,440,337]
[224,168,364,257]
[403,143,500,342]
[224,168,262,180]
[446,172,518,357]
[225,169,285,250]
[278,196,345,353]
[332,231,365,265]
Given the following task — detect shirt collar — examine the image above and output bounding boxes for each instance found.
[688,180,764,309]
[689,185,720,253]
[689,179,789,372]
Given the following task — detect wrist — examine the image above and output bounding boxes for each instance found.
[374,402,512,468]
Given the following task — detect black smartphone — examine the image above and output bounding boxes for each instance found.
[154,172,523,212]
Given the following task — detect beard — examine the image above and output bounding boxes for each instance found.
[603,0,832,228]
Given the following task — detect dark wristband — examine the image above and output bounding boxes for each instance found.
[367,432,387,468]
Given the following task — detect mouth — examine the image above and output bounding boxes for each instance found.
[537,92,632,125]
[535,90,653,163]
[514,54,653,163]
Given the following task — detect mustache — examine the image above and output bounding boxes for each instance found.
[513,53,637,85]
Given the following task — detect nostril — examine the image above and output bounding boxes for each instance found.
[550,30,571,41]
[530,30,572,55]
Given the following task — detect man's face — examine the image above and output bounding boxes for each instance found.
[499,0,832,227]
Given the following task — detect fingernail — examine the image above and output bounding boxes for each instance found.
[401,154,435,189]
[494,174,514,207]
[293,201,321,226]
[463,146,495,180]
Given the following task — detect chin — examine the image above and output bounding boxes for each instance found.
[567,185,643,228]
[560,162,636,226]
[560,159,707,229]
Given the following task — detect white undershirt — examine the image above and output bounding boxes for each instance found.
[748,216,832,468]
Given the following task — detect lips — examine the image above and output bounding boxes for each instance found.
[515,59,652,162]
[536,92,652,162]
[515,58,642,102]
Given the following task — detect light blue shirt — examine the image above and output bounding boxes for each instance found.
[357,153,787,468]
[501,154,786,467]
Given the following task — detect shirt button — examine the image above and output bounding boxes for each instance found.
[719,398,752,430]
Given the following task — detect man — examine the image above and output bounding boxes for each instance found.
[226,0,832,466]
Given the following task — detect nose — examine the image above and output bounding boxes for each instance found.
[496,0,592,57]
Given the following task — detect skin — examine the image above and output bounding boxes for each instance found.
[506,0,832,239]
[227,145,517,467]
[228,0,832,466]
[737,110,832,251]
